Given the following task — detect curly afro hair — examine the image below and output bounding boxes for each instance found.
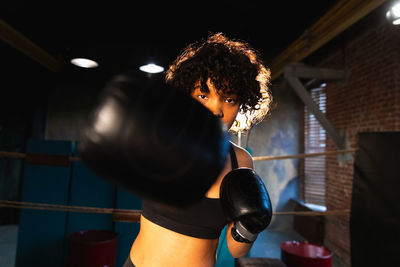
[165,32,272,132]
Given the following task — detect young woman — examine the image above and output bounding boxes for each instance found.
[124,32,272,267]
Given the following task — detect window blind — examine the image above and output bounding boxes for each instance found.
[304,86,326,206]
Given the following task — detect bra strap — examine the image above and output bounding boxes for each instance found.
[229,145,239,170]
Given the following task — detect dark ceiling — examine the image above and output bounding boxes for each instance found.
[0,0,394,142]
[2,0,341,125]
[3,1,339,80]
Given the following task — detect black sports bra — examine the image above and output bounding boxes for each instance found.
[141,145,238,239]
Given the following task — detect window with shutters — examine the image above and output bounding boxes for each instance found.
[304,85,326,207]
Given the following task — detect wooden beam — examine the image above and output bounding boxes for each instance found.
[284,64,347,150]
[269,0,388,81]
[0,19,62,72]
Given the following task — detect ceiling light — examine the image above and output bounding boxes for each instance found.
[139,63,164,74]
[386,1,400,25]
[70,58,99,68]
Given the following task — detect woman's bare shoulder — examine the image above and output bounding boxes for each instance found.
[231,142,254,169]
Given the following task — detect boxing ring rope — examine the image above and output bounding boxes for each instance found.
[0,200,349,223]
[0,200,141,222]
[0,151,81,162]
[0,149,356,163]
[0,149,356,222]
[252,149,356,161]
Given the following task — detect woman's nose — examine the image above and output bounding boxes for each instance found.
[214,109,223,118]
[209,100,224,118]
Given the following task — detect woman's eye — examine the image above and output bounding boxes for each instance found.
[198,95,208,100]
[225,98,236,104]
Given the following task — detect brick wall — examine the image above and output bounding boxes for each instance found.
[305,6,400,266]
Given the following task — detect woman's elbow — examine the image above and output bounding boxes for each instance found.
[229,248,250,259]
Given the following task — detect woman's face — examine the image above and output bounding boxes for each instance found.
[191,78,240,129]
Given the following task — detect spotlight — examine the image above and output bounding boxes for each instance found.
[139,63,164,74]
[386,1,400,25]
[70,58,99,68]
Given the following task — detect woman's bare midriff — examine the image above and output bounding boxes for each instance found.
[129,149,244,267]
[130,216,220,267]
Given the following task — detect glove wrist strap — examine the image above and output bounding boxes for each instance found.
[231,221,258,243]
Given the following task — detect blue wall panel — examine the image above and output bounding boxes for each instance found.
[15,140,146,267]
[65,160,115,241]
[15,140,72,267]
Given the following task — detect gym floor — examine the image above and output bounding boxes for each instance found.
[0,224,345,267]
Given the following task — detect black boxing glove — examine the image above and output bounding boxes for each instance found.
[78,74,230,206]
[220,168,272,243]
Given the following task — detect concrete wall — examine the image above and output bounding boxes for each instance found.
[45,80,99,141]
[0,118,25,224]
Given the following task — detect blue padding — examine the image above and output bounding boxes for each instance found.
[66,160,115,238]
[114,188,142,267]
[16,139,72,267]
[26,139,73,155]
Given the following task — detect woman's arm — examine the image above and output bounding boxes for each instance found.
[226,222,254,258]
[226,145,255,258]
